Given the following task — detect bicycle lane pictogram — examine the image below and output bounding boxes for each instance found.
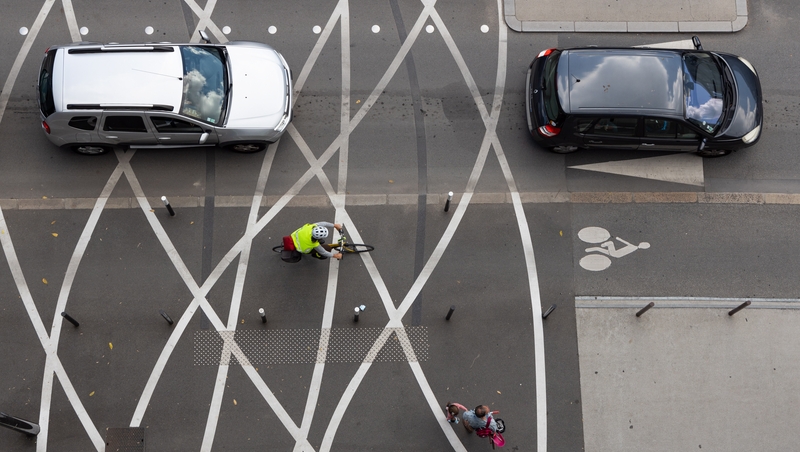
[578,226,650,271]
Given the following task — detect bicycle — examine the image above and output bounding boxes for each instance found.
[272,224,374,262]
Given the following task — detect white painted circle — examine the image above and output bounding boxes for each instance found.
[481,24,489,33]
[312,25,321,34]
[79,26,89,36]
[268,26,277,34]
[578,226,611,244]
[580,254,612,271]
[19,27,29,36]
[425,25,434,33]
[371,25,380,33]
[145,26,154,35]
[222,26,231,34]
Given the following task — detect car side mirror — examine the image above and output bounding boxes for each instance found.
[697,137,707,152]
[199,132,209,144]
[692,36,703,50]
[199,30,211,44]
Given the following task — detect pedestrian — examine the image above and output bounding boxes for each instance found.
[462,405,499,434]
[445,402,467,424]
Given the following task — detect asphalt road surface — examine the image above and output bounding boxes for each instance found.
[1,0,799,451]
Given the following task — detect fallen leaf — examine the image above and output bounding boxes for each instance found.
[356,99,361,104]
[241,319,245,324]
[233,399,237,405]
[51,221,56,225]
[190,221,194,225]
[52,233,58,237]
[109,342,113,350]
[42,196,48,199]
[388,180,394,183]
[497,390,501,394]
[559,230,563,236]
[89,391,95,396]
[42,278,48,285]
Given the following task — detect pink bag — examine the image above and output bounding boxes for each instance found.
[492,432,505,447]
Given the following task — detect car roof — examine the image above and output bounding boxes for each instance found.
[559,48,685,116]
[54,45,184,112]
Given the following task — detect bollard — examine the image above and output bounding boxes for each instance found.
[0,412,40,437]
[161,196,175,216]
[353,307,360,322]
[635,302,655,317]
[728,300,751,316]
[159,309,174,325]
[542,304,557,319]
[259,308,267,324]
[61,312,79,327]
[444,191,453,212]
[446,305,455,320]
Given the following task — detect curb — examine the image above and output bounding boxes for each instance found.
[504,0,748,33]
[3,192,800,210]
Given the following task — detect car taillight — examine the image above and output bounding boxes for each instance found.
[537,48,555,58]
[42,121,50,134]
[537,124,560,137]
[44,46,50,54]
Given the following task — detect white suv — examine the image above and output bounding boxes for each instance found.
[38,33,292,155]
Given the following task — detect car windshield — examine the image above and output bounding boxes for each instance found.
[682,52,725,133]
[179,46,227,124]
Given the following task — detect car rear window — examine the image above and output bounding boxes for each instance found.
[38,49,57,117]
[542,51,562,121]
[68,116,97,131]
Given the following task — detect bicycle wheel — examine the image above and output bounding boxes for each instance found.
[338,243,374,254]
[272,245,284,253]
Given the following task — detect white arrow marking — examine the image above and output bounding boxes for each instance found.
[569,153,704,186]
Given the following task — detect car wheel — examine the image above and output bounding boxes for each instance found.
[550,145,579,154]
[226,143,267,153]
[71,144,110,155]
[696,148,731,158]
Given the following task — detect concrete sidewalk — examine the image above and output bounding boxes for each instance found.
[505,0,748,32]
[576,299,800,451]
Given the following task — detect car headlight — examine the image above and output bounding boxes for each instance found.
[742,124,761,144]
[738,56,757,75]
[275,114,290,133]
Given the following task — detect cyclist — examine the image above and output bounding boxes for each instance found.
[290,222,343,260]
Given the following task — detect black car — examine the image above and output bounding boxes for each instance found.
[526,37,762,157]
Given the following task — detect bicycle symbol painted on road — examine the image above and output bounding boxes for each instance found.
[578,226,650,272]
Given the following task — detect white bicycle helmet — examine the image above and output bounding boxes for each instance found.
[311,226,329,240]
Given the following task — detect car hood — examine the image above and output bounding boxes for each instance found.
[225,46,288,128]
[716,53,762,139]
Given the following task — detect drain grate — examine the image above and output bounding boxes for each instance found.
[106,427,145,452]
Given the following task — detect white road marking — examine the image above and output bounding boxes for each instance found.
[60,0,81,42]
[200,142,279,451]
[1,156,124,451]
[569,153,705,186]
[0,1,547,450]
[635,39,696,49]
[0,0,55,126]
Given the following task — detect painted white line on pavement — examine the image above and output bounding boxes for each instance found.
[60,0,81,42]
[201,142,278,450]
[119,152,315,449]
[293,3,350,448]
[635,39,695,49]
[183,0,227,44]
[569,153,704,186]
[0,0,55,126]
[1,155,122,452]
[293,0,346,100]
